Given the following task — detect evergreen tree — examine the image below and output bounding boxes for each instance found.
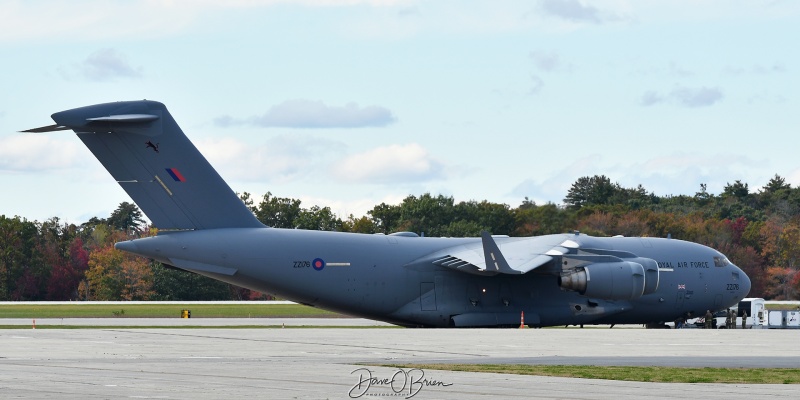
[107,202,145,232]
[564,175,619,209]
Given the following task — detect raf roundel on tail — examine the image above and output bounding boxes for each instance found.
[22,100,752,328]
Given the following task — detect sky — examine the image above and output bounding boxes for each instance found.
[1,0,798,225]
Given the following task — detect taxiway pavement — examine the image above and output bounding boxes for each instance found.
[0,325,797,399]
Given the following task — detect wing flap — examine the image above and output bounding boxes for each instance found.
[432,255,483,274]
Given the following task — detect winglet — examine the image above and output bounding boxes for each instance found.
[481,231,520,274]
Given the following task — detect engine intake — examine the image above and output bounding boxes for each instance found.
[559,261,646,300]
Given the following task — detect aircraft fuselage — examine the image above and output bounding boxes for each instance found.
[117,229,750,327]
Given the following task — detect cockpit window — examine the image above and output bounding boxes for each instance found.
[714,256,730,267]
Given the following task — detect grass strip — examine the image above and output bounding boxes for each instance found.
[0,303,341,318]
[382,364,800,384]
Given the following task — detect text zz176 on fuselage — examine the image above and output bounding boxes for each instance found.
[23,100,751,327]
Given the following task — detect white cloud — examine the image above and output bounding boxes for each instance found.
[632,154,764,190]
[218,100,396,129]
[0,134,84,172]
[530,50,571,72]
[671,86,723,107]
[528,50,570,95]
[787,168,800,189]
[747,91,787,104]
[511,155,602,204]
[667,62,693,78]
[57,48,143,81]
[344,2,541,39]
[529,75,545,95]
[724,63,787,75]
[0,1,414,43]
[640,90,665,106]
[2,1,796,45]
[511,153,766,204]
[640,86,723,107]
[196,134,346,183]
[295,193,406,219]
[77,48,143,81]
[332,143,444,184]
[396,6,421,17]
[628,62,694,79]
[0,1,193,43]
[537,0,625,24]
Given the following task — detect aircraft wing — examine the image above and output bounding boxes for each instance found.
[426,232,578,275]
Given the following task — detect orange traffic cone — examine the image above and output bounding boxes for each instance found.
[519,311,526,329]
[32,319,36,329]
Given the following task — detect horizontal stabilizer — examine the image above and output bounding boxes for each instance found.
[20,124,71,133]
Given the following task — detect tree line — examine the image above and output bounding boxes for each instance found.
[2,174,799,301]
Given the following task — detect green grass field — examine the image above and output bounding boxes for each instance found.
[766,303,800,311]
[384,364,800,384]
[0,324,397,329]
[0,303,342,318]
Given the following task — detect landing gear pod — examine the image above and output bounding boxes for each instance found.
[559,261,646,300]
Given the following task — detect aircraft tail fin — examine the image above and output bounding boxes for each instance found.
[27,100,264,230]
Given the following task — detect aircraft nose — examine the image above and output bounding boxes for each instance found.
[738,265,752,298]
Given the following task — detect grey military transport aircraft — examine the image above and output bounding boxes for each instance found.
[24,100,751,328]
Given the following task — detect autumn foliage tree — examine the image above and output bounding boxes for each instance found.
[4,174,800,300]
[84,229,155,301]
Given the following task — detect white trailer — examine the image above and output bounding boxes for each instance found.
[710,298,766,329]
[738,297,766,328]
[766,309,800,329]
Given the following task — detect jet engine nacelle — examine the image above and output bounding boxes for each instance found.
[559,261,646,301]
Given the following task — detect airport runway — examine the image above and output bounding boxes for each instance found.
[0,325,798,399]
